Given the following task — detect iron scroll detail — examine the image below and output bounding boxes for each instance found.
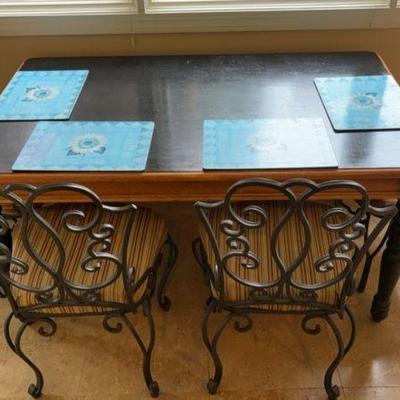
[0,183,138,310]
[195,178,397,309]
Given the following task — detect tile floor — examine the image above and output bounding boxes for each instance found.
[0,203,399,400]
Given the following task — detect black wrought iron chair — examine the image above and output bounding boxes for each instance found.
[0,183,178,398]
[355,200,398,293]
[193,178,396,400]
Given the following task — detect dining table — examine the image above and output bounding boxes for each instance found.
[1,51,400,322]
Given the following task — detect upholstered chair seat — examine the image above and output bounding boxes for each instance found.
[199,201,350,312]
[11,204,168,315]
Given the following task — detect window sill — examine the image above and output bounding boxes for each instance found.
[0,8,399,36]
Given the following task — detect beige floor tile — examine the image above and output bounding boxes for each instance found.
[343,387,400,400]
[159,244,210,316]
[64,394,208,400]
[0,317,86,398]
[152,316,210,394]
[118,392,209,400]
[74,307,209,396]
[337,253,400,389]
[151,202,211,315]
[74,315,148,397]
[29,396,69,400]
[205,312,342,392]
[211,388,343,400]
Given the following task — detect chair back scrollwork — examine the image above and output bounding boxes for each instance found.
[0,183,139,313]
[195,178,397,310]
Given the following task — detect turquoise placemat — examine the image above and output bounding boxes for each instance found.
[0,70,88,120]
[203,118,337,170]
[12,121,155,171]
[314,75,400,131]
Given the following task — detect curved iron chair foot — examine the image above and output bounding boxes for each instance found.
[28,383,42,399]
[207,379,219,395]
[157,236,178,311]
[4,312,57,399]
[302,308,356,400]
[192,238,211,283]
[202,299,253,395]
[103,299,159,397]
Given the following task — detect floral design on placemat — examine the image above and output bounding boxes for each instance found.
[350,92,381,109]
[67,134,107,156]
[23,86,59,102]
[246,130,287,153]
[202,118,337,170]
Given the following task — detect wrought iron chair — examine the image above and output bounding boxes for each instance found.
[0,183,178,398]
[193,178,396,400]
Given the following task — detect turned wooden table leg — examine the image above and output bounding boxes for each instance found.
[371,202,400,322]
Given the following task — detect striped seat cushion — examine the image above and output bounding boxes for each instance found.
[0,202,17,216]
[199,201,354,311]
[10,204,168,314]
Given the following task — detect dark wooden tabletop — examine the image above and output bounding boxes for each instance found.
[0,52,398,174]
[1,52,400,202]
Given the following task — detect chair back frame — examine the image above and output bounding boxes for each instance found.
[195,178,397,313]
[0,183,157,317]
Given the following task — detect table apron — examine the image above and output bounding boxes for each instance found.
[1,169,400,203]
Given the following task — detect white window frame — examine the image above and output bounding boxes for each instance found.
[0,0,399,35]
[146,0,391,14]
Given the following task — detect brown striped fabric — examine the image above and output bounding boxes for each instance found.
[199,201,354,311]
[0,201,17,217]
[10,204,168,314]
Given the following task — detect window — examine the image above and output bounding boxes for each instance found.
[0,0,399,35]
[145,0,391,14]
[0,0,136,16]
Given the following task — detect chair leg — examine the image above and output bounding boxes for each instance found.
[157,236,178,311]
[0,227,11,299]
[192,238,211,283]
[139,300,159,397]
[103,300,159,397]
[343,305,356,357]
[4,312,57,399]
[357,227,390,293]
[357,254,373,293]
[202,299,253,395]
[302,309,355,400]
